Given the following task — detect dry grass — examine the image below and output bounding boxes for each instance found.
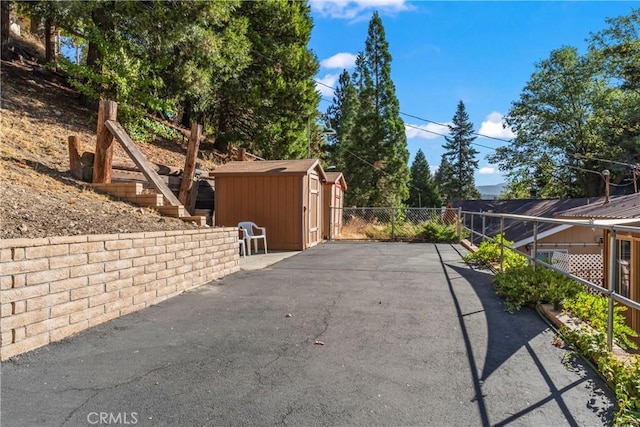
[0,34,211,239]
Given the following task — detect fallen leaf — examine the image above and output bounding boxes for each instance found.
[285,313,292,318]
[314,340,324,346]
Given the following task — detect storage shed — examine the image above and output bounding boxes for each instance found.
[323,172,347,240]
[211,159,328,251]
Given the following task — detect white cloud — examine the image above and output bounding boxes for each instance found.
[320,52,357,69]
[478,112,516,139]
[310,0,411,21]
[478,167,496,175]
[316,73,339,98]
[405,122,450,140]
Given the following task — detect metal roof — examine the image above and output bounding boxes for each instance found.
[556,193,640,219]
[451,198,603,244]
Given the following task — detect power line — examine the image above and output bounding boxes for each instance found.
[250,50,513,146]
[572,153,640,169]
[400,112,514,143]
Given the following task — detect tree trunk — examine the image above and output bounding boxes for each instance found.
[45,20,57,71]
[1,0,10,61]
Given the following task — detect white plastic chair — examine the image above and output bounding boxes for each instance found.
[238,221,267,255]
[238,238,246,258]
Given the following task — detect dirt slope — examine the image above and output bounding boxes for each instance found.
[0,36,212,239]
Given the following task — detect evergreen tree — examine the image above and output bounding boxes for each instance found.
[213,0,319,159]
[325,70,359,172]
[334,12,410,207]
[407,149,441,207]
[442,101,480,200]
[434,155,455,202]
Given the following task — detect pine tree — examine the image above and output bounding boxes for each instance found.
[325,70,359,172]
[434,155,455,202]
[213,0,319,159]
[333,12,409,207]
[407,149,441,207]
[442,101,480,200]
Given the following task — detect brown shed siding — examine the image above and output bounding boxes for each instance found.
[212,160,328,251]
[214,175,304,250]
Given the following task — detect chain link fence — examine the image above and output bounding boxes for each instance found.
[329,207,462,242]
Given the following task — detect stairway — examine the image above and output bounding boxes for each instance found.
[91,182,207,226]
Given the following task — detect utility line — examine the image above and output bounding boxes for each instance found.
[251,50,513,145]
[572,153,640,169]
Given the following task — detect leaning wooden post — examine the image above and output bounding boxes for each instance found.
[92,99,118,183]
[179,123,202,208]
[68,135,83,180]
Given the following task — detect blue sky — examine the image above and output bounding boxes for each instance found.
[307,1,637,187]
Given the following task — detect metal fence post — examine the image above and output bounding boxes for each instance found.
[607,230,618,351]
[470,212,475,244]
[391,208,396,241]
[499,217,505,271]
[481,212,486,244]
[457,208,462,243]
[532,221,538,271]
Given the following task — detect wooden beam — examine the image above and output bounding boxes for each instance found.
[68,135,83,180]
[81,152,183,176]
[105,120,181,206]
[179,123,202,209]
[92,99,118,183]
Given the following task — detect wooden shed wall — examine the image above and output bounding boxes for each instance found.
[323,183,344,240]
[214,175,304,250]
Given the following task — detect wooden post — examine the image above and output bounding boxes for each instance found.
[238,148,247,161]
[179,123,202,208]
[68,135,83,180]
[92,99,117,183]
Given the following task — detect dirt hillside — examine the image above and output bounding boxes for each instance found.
[0,34,216,239]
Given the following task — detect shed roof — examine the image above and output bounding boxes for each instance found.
[324,172,347,190]
[556,193,640,219]
[211,159,327,181]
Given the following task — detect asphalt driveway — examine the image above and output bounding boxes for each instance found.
[1,242,615,426]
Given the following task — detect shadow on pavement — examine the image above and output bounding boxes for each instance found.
[436,244,615,427]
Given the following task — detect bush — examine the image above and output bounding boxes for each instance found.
[418,221,459,243]
[562,326,640,425]
[362,220,460,242]
[562,291,638,351]
[492,266,583,312]
[463,233,527,270]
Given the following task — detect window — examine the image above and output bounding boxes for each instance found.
[618,240,631,298]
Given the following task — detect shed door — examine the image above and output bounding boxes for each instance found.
[308,173,321,247]
[333,186,343,237]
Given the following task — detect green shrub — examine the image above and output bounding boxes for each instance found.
[362,220,460,242]
[562,291,638,351]
[492,266,583,312]
[562,325,640,425]
[463,233,527,270]
[418,221,458,243]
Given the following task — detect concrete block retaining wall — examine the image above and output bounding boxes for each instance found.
[0,227,240,360]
